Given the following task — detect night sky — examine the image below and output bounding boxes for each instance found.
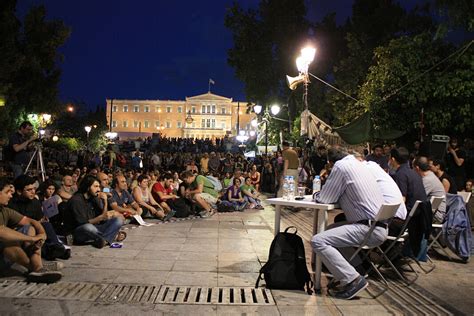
[16,0,428,109]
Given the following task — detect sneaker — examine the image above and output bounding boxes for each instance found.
[199,210,211,218]
[163,209,176,222]
[331,275,368,300]
[42,261,64,271]
[27,268,62,284]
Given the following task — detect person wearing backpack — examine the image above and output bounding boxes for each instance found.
[311,147,386,300]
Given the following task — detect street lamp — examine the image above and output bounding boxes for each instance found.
[270,104,281,116]
[84,126,92,138]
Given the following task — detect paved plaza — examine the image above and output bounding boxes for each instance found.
[0,199,472,315]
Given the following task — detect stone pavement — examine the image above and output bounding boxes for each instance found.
[0,200,473,315]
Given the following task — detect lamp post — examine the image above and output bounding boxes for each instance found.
[84,126,92,140]
[253,104,281,156]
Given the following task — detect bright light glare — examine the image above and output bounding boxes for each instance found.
[253,104,262,114]
[239,130,246,136]
[42,114,51,122]
[270,104,281,115]
[251,119,258,127]
[84,126,92,133]
[301,47,316,63]
[249,130,256,137]
[296,56,305,72]
[52,135,59,142]
[39,129,46,135]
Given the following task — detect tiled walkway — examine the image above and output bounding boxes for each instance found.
[0,200,472,315]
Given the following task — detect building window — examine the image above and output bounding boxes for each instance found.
[112,105,118,112]
[192,107,196,114]
[144,105,150,113]
[166,106,172,113]
[177,121,182,128]
[201,105,206,114]
[155,106,161,113]
[123,105,128,112]
[211,119,215,128]
[206,119,211,128]
[221,107,226,114]
[155,120,160,127]
[133,105,139,112]
[178,106,182,113]
[211,105,216,114]
[123,120,128,128]
[201,119,205,128]
[112,120,117,128]
[207,105,211,113]
[133,120,139,128]
[144,120,149,128]
[166,121,171,128]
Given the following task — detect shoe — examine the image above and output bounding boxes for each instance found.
[92,238,106,249]
[27,268,62,284]
[163,209,176,222]
[42,261,64,271]
[331,275,368,300]
[58,248,71,260]
[199,210,210,218]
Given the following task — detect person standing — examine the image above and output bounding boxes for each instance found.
[277,141,299,197]
[446,137,466,190]
[8,121,37,179]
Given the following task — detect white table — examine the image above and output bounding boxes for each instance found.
[266,195,337,292]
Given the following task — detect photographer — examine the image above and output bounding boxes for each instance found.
[7,121,37,179]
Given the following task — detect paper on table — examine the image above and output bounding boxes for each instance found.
[132,215,154,226]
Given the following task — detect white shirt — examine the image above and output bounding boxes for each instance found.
[364,161,407,220]
[316,155,384,222]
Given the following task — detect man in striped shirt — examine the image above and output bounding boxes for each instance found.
[311,148,386,299]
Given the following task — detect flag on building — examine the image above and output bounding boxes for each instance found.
[209,78,215,85]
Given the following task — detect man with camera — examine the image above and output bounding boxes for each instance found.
[7,121,37,179]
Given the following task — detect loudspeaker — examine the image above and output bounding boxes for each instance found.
[427,135,450,160]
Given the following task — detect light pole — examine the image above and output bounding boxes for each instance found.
[253,104,281,156]
[84,126,92,140]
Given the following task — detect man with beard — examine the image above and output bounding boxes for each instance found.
[152,172,190,218]
[66,176,125,248]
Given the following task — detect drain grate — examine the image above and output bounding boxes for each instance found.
[97,284,161,303]
[0,280,108,301]
[156,286,274,305]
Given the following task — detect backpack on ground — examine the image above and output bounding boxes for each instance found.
[255,226,312,294]
[206,175,222,191]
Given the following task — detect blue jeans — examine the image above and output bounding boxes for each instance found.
[10,163,24,179]
[73,217,123,245]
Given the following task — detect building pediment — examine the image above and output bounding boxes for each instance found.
[186,92,232,102]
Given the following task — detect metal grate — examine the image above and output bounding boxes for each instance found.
[97,284,161,303]
[156,286,275,305]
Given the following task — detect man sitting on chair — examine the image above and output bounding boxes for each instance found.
[311,148,386,300]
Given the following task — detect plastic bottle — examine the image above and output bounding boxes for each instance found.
[288,176,295,200]
[312,175,321,194]
[282,176,289,200]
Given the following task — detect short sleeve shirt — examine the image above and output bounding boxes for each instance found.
[282,149,299,169]
[8,132,29,165]
[111,189,135,206]
[0,206,24,228]
[193,175,218,198]
[152,182,173,203]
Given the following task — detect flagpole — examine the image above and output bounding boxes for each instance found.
[208,80,211,93]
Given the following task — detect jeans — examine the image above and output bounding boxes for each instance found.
[10,163,24,179]
[311,223,387,285]
[73,217,123,245]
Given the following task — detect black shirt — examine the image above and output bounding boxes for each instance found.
[439,172,457,194]
[65,193,103,232]
[310,153,327,175]
[392,163,427,211]
[8,131,30,165]
[8,195,43,221]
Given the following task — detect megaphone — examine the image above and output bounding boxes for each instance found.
[286,74,306,90]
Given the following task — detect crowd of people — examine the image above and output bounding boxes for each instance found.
[1,121,473,294]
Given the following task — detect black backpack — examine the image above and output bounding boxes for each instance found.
[255,226,312,294]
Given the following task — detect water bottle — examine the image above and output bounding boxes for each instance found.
[282,176,289,200]
[312,175,321,194]
[288,176,295,200]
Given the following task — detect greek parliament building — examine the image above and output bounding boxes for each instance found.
[105,92,256,139]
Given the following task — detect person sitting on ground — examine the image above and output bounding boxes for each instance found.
[220,178,247,211]
[228,169,245,189]
[241,177,264,209]
[152,173,191,218]
[109,175,143,219]
[8,175,70,261]
[430,159,457,194]
[171,171,181,193]
[133,175,169,220]
[181,170,218,217]
[222,172,232,189]
[185,160,199,174]
[0,177,62,283]
[249,164,261,192]
[57,173,76,202]
[414,156,447,223]
[65,176,125,248]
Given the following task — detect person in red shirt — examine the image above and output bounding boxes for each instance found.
[152,173,191,217]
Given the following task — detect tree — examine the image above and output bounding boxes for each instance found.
[0,0,70,137]
[358,33,473,137]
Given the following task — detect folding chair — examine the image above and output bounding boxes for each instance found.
[427,196,452,261]
[457,191,471,204]
[348,203,401,297]
[371,200,422,286]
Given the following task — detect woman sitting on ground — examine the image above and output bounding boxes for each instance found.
[241,177,264,209]
[249,164,261,192]
[221,178,247,211]
[132,175,168,220]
